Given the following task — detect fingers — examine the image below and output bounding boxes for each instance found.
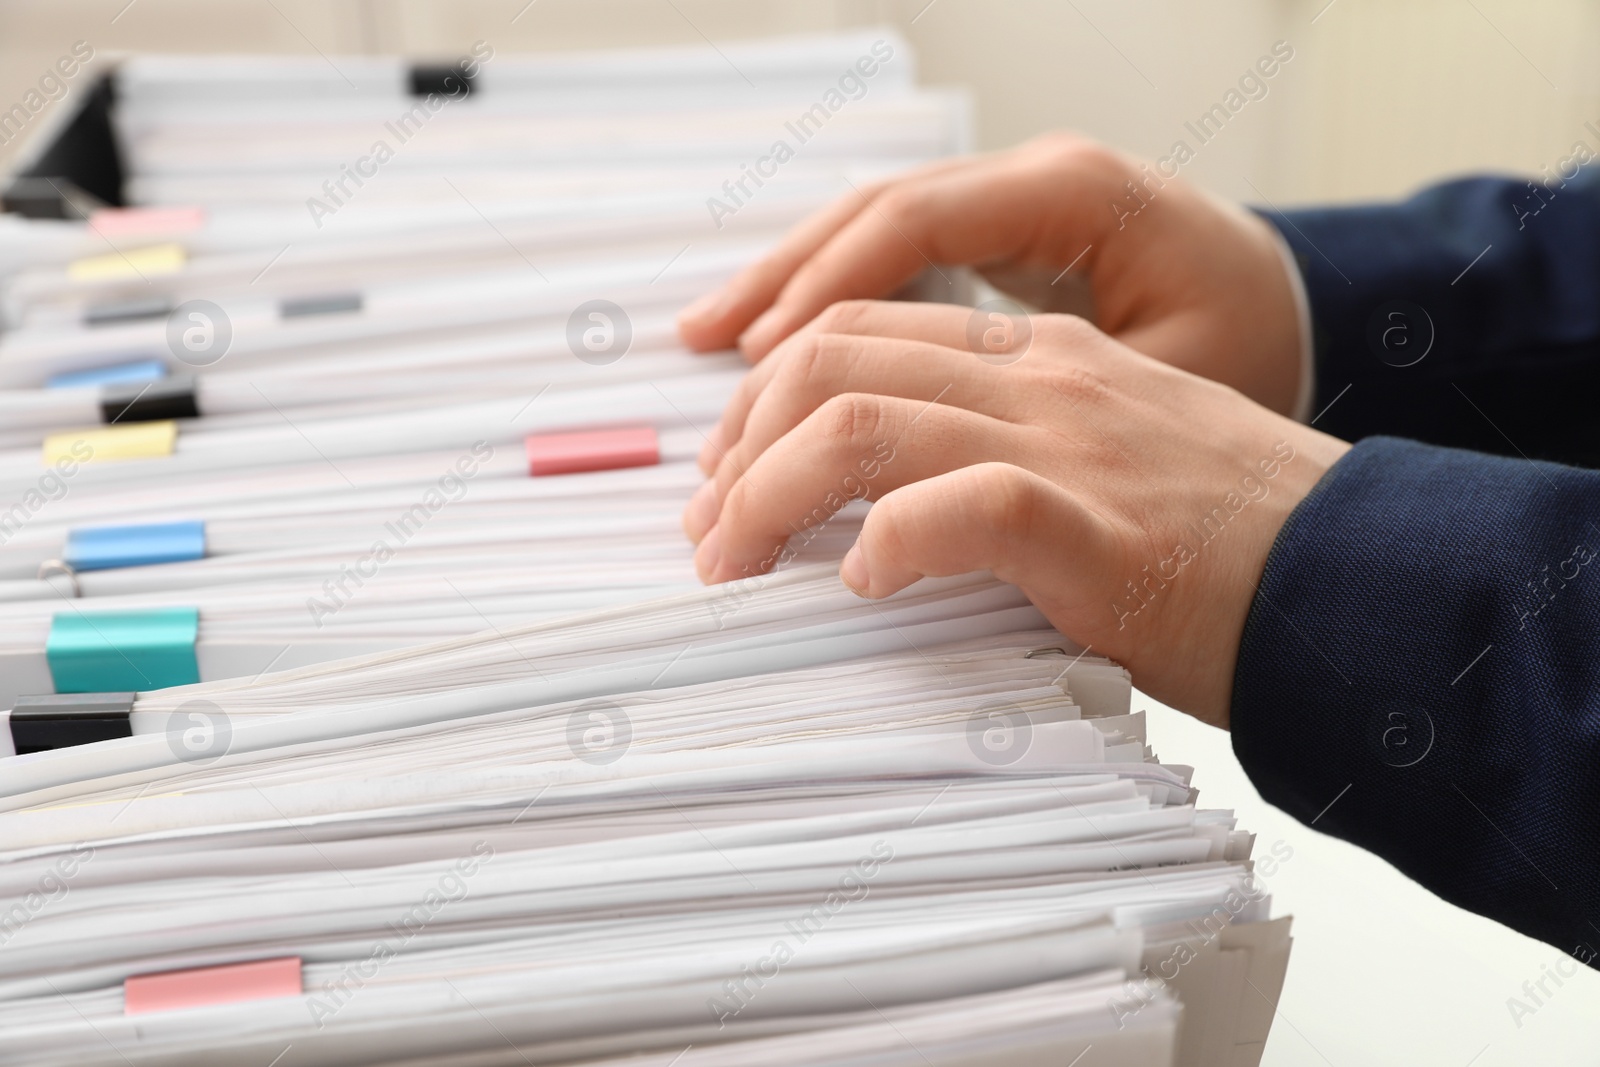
[697,300,1028,474]
[676,191,876,353]
[732,164,1037,360]
[676,157,976,354]
[789,299,993,351]
[693,395,1026,583]
[731,140,1129,360]
[837,463,1121,604]
[695,331,1026,496]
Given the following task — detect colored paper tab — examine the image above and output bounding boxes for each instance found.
[84,296,174,327]
[65,520,205,572]
[47,359,167,390]
[100,375,199,423]
[44,421,178,466]
[89,206,205,237]
[68,242,187,281]
[125,957,302,1015]
[9,692,135,754]
[281,291,362,318]
[526,425,659,477]
[47,606,200,693]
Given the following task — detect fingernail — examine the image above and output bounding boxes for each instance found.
[683,480,719,543]
[739,307,786,357]
[694,523,722,583]
[680,288,731,326]
[840,543,871,596]
[697,424,724,475]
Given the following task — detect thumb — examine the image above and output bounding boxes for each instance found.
[839,463,1121,604]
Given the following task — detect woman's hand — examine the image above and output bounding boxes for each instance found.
[682,302,1349,728]
[677,132,1306,419]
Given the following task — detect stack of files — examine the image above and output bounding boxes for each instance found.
[1,568,1089,764]
[0,27,960,700]
[113,33,961,212]
[0,29,967,387]
[0,335,720,445]
[0,570,1291,1067]
[0,427,721,592]
[0,369,849,704]
[0,237,766,389]
[0,30,1292,1066]
[0,30,964,699]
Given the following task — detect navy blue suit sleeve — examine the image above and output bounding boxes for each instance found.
[1256,171,1600,467]
[1232,436,1600,964]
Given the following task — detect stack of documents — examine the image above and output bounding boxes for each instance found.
[0,30,967,693]
[1,570,1290,1067]
[0,31,1290,1066]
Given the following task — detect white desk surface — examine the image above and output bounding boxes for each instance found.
[1141,699,1600,1066]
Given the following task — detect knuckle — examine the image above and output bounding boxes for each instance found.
[1037,311,1099,344]
[865,497,911,560]
[810,330,866,365]
[717,461,763,523]
[713,448,747,498]
[728,375,760,420]
[1023,130,1084,158]
[811,300,874,334]
[720,473,749,517]
[1049,360,1114,406]
[783,331,855,388]
[817,393,886,446]
[1028,133,1124,179]
[978,463,1042,536]
[776,332,827,389]
[870,186,926,229]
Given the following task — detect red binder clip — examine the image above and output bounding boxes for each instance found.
[525,425,659,476]
[124,956,302,1015]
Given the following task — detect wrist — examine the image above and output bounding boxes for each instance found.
[1262,223,1316,423]
[1234,207,1314,420]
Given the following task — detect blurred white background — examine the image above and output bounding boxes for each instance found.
[3,1,1599,1063]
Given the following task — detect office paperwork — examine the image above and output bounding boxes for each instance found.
[0,31,1289,1067]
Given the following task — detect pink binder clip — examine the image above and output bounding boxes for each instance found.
[89,206,206,237]
[124,956,302,1015]
[525,425,659,476]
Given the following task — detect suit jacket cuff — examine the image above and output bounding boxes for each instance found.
[1231,434,1600,962]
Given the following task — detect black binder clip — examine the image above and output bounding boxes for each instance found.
[100,374,199,423]
[9,692,136,754]
[408,62,475,98]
